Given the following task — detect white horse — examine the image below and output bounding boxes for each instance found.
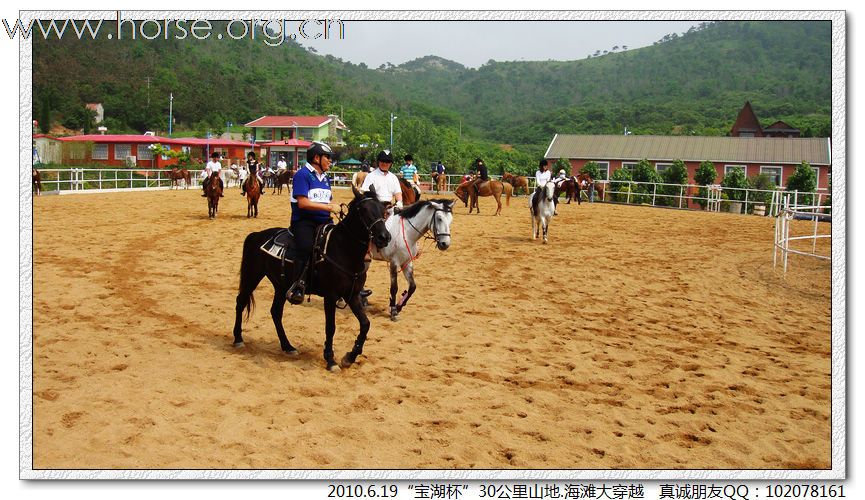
[369,199,455,321]
[529,181,556,243]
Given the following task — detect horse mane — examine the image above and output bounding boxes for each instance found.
[398,198,453,220]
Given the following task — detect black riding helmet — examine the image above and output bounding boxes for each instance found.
[377,149,394,163]
[404,154,413,162]
[539,159,548,168]
[307,141,333,163]
[210,151,221,159]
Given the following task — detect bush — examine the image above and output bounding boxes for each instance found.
[722,168,748,201]
[785,161,818,206]
[659,159,689,207]
[580,161,601,180]
[694,160,718,208]
[630,159,662,204]
[609,166,633,203]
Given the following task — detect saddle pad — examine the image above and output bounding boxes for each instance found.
[260,229,295,262]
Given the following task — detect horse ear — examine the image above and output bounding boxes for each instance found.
[368,185,377,197]
[352,185,362,199]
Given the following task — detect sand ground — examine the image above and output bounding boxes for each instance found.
[31,186,832,470]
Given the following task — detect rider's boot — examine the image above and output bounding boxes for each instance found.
[287,262,307,305]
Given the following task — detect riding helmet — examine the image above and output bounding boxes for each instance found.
[377,149,394,163]
[539,159,548,167]
[559,169,566,175]
[210,151,221,159]
[404,154,413,162]
[307,141,333,160]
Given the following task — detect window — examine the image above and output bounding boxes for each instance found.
[279,129,292,140]
[257,128,273,142]
[115,144,132,160]
[137,144,154,161]
[725,165,747,176]
[760,166,783,186]
[622,162,638,172]
[92,144,108,160]
[298,128,315,140]
[812,167,820,189]
[655,163,672,174]
[595,161,610,181]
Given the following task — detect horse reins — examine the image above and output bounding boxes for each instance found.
[398,206,451,272]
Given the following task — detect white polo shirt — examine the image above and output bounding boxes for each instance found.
[360,168,402,203]
[535,169,551,187]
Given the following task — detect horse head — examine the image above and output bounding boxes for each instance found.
[428,199,455,251]
[349,185,391,249]
[544,181,556,201]
[453,183,468,205]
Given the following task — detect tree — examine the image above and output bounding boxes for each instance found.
[580,161,601,180]
[694,160,718,208]
[721,167,748,201]
[785,161,817,205]
[609,166,633,203]
[659,159,689,206]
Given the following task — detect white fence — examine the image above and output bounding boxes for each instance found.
[34,168,831,219]
[773,194,832,273]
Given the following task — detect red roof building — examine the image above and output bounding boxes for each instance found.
[730,101,764,137]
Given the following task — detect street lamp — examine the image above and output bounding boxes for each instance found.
[168,92,173,137]
[390,113,397,150]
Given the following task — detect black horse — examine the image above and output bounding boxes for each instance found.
[232,186,391,371]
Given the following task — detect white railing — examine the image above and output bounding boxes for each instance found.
[773,194,831,273]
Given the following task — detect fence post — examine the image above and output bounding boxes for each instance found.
[626,182,632,204]
[652,183,657,206]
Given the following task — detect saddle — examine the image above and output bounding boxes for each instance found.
[260,224,338,282]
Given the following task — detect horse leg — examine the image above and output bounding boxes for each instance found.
[389,262,399,321]
[340,295,371,369]
[232,249,269,347]
[395,263,416,316]
[269,284,298,354]
[323,297,341,371]
[542,217,549,244]
[494,193,501,216]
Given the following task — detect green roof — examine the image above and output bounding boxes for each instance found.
[545,135,831,166]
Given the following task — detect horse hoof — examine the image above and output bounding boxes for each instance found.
[284,349,299,357]
[328,364,342,372]
[390,314,399,322]
[340,354,357,368]
[233,341,245,348]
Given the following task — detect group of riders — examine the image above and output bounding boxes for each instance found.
[201,150,300,199]
[200,140,589,306]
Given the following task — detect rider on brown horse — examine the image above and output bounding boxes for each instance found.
[241,151,264,196]
[202,151,224,198]
[469,158,488,199]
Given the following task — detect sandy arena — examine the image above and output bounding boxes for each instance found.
[31,186,832,470]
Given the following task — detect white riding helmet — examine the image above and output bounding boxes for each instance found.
[559,169,566,175]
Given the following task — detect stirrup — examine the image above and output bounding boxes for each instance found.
[287,280,305,305]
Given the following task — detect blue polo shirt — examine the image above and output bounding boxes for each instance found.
[290,163,332,224]
[400,163,418,180]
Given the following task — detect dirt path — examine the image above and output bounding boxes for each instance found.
[32,188,832,470]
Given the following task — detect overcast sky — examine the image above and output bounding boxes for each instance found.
[295,20,702,68]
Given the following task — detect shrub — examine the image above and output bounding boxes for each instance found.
[659,159,689,207]
[785,161,818,206]
[721,168,748,201]
[609,166,633,203]
[580,161,601,180]
[694,160,718,209]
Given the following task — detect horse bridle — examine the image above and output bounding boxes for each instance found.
[349,197,387,244]
[404,205,451,244]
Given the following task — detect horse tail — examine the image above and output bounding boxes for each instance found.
[237,232,260,321]
[504,181,512,206]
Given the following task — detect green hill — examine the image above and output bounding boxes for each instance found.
[33,20,831,174]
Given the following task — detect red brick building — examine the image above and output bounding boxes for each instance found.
[544,134,832,191]
[56,135,261,168]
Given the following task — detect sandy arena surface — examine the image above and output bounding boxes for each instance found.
[31,186,832,470]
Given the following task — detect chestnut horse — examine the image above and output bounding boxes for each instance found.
[32,168,42,196]
[352,171,368,189]
[454,179,512,215]
[501,172,529,196]
[431,172,447,193]
[169,168,191,189]
[575,173,602,202]
[205,173,222,218]
[398,177,419,206]
[246,177,261,218]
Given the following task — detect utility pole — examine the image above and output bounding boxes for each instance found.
[390,113,397,151]
[145,77,152,106]
[168,93,173,137]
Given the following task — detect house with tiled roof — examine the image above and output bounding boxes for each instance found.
[245,114,348,167]
[544,134,831,191]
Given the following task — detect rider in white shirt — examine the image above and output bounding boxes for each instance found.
[532,159,552,213]
[201,151,224,197]
[277,155,288,173]
[360,149,403,209]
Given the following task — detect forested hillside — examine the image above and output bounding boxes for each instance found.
[33,20,831,174]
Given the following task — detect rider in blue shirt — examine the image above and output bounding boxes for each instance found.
[286,141,336,305]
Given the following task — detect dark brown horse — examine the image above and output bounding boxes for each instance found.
[169,168,191,189]
[575,173,601,202]
[554,177,579,204]
[246,177,261,218]
[32,168,42,196]
[501,172,529,196]
[398,177,419,206]
[205,174,222,218]
[454,179,512,215]
[273,169,293,195]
